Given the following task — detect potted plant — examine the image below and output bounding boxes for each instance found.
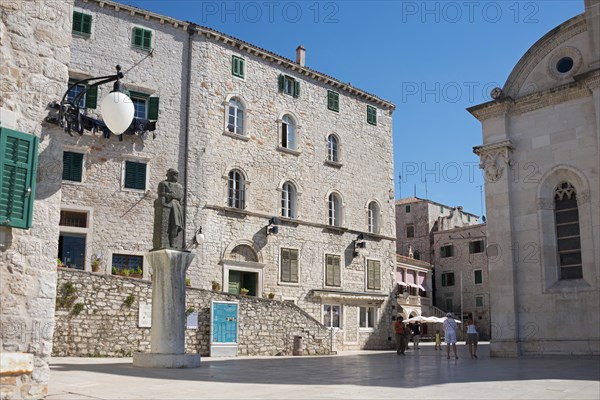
[91,255,101,273]
[240,288,249,296]
[57,258,65,268]
[211,281,221,291]
[268,292,276,300]
[130,266,143,278]
[185,277,191,287]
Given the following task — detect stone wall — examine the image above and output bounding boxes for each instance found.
[1,0,73,398]
[52,268,333,357]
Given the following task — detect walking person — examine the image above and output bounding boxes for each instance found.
[466,317,479,359]
[393,316,407,355]
[443,313,459,359]
[411,321,421,350]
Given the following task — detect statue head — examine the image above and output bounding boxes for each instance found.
[166,168,179,181]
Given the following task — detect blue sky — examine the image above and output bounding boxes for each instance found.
[117,0,583,217]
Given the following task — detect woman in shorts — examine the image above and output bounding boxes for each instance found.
[443,313,458,359]
[466,316,479,359]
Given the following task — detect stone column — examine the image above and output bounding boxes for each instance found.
[133,249,200,368]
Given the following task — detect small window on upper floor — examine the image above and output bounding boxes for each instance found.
[367,105,377,126]
[474,269,483,284]
[469,240,485,254]
[281,114,296,150]
[281,181,297,218]
[327,90,339,112]
[441,272,455,287]
[232,55,245,78]
[228,169,245,209]
[405,205,411,213]
[124,160,147,191]
[406,225,414,238]
[278,74,300,97]
[227,98,245,135]
[327,134,339,163]
[67,79,97,109]
[62,151,84,182]
[132,27,152,51]
[72,11,92,36]
[328,193,342,227]
[440,244,454,258]
[368,201,380,234]
[128,92,159,120]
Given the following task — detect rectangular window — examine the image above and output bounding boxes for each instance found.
[72,11,92,35]
[323,304,341,328]
[474,269,483,284]
[475,296,484,307]
[62,152,84,182]
[278,74,300,98]
[0,127,38,229]
[128,92,159,120]
[406,225,414,238]
[58,234,86,270]
[67,79,98,109]
[367,105,377,126]
[405,205,411,213]
[445,298,453,312]
[359,306,376,328]
[366,260,381,290]
[469,240,484,254]
[325,254,341,287]
[132,27,152,51]
[124,161,147,190]
[440,245,454,258]
[327,90,339,112]
[59,210,88,228]
[280,248,299,283]
[441,272,455,287]
[232,55,245,78]
[111,254,143,275]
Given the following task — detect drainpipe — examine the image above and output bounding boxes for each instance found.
[182,24,195,245]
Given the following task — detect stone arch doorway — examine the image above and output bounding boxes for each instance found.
[222,242,264,296]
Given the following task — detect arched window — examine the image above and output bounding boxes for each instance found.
[281,181,297,218]
[228,170,245,209]
[554,182,582,280]
[328,193,342,226]
[281,114,296,150]
[413,250,420,260]
[368,201,380,233]
[227,98,244,135]
[327,135,339,162]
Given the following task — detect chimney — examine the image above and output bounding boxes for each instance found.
[296,45,305,67]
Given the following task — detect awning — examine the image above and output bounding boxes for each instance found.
[397,281,408,287]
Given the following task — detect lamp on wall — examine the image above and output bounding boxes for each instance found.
[353,233,366,257]
[266,217,279,235]
[57,65,134,136]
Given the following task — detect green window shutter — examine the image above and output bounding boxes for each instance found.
[143,30,152,50]
[442,274,447,287]
[147,97,159,120]
[62,152,83,182]
[82,14,92,34]
[293,80,300,98]
[72,12,83,33]
[367,105,377,126]
[374,262,381,290]
[325,255,334,286]
[333,256,341,286]
[469,242,475,253]
[85,85,98,109]
[278,74,285,92]
[327,91,339,112]
[124,161,146,190]
[367,260,374,289]
[133,28,143,47]
[133,28,151,50]
[0,128,38,229]
[232,56,244,78]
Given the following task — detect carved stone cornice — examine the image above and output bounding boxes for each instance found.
[473,140,515,182]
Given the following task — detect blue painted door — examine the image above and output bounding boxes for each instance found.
[212,302,238,343]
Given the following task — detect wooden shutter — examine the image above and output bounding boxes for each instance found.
[278,74,285,92]
[290,249,298,282]
[367,260,381,290]
[82,14,92,34]
[72,12,83,33]
[62,152,83,182]
[85,85,98,109]
[133,28,143,48]
[124,161,146,190]
[440,246,447,258]
[281,248,291,282]
[143,30,152,50]
[148,97,159,120]
[325,255,334,286]
[0,128,38,229]
[293,80,300,98]
[333,255,341,286]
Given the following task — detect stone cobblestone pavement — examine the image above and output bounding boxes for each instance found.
[48,343,600,399]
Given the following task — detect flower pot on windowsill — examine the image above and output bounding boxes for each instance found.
[268,292,275,300]
[211,281,221,291]
[240,288,249,296]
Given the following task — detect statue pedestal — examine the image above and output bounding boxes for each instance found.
[133,249,200,368]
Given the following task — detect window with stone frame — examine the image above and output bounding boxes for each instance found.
[359,306,376,328]
[406,224,415,238]
[368,201,380,234]
[469,240,485,254]
[280,248,298,283]
[325,254,341,287]
[123,160,147,190]
[281,114,296,150]
[328,193,342,227]
[327,134,339,163]
[227,169,245,209]
[554,182,583,280]
[72,11,92,36]
[441,272,455,287]
[367,105,377,126]
[132,26,152,51]
[323,304,341,328]
[474,269,483,284]
[227,97,245,135]
[281,181,297,218]
[231,55,245,78]
[327,90,339,112]
[62,151,84,182]
[366,259,381,290]
[475,296,484,307]
[278,74,300,97]
[440,244,454,258]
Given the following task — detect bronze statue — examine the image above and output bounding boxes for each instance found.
[153,168,184,250]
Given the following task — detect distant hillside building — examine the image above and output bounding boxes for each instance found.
[469,0,600,356]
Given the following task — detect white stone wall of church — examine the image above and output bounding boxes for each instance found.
[1,1,73,398]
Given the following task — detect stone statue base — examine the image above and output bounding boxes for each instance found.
[132,249,200,369]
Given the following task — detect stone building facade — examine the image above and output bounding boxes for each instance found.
[432,224,490,340]
[395,197,480,263]
[469,0,600,356]
[57,0,397,351]
[1,1,73,398]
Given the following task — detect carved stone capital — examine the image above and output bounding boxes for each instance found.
[474,140,515,182]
